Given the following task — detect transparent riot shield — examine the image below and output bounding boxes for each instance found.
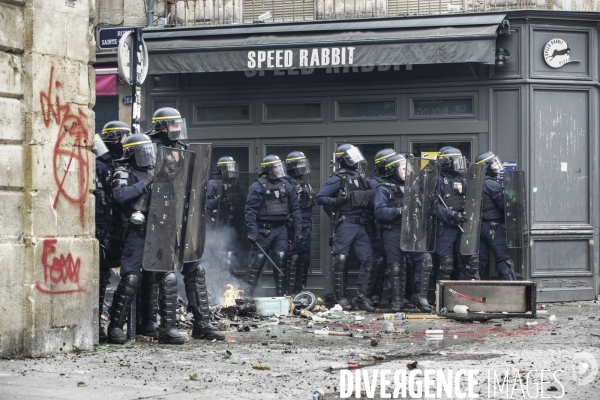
[460,163,485,255]
[143,147,195,272]
[183,143,212,262]
[504,171,528,248]
[401,158,439,253]
[204,171,255,273]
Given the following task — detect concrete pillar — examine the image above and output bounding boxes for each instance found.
[0,0,97,357]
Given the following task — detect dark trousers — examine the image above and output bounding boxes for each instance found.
[434,225,473,280]
[251,225,289,255]
[333,222,373,290]
[479,220,513,279]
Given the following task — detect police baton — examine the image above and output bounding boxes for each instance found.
[254,241,285,276]
[437,194,465,233]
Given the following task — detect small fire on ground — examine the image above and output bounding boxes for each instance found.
[222,284,244,307]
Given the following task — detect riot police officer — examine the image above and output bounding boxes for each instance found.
[149,107,224,341]
[368,148,396,307]
[434,147,479,284]
[475,151,516,280]
[316,144,375,312]
[245,155,302,296]
[283,151,316,295]
[93,121,130,342]
[108,133,185,345]
[206,156,246,275]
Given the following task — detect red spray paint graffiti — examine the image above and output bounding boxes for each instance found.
[35,238,85,295]
[39,66,90,228]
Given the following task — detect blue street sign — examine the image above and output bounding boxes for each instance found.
[98,27,137,50]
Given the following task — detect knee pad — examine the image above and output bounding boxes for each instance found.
[421,254,433,273]
[439,255,454,274]
[161,271,177,288]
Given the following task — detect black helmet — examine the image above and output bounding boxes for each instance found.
[122,133,156,168]
[151,107,187,141]
[382,154,407,182]
[260,155,285,179]
[373,148,396,176]
[475,151,504,177]
[437,146,467,174]
[335,144,366,171]
[398,151,414,159]
[217,156,239,179]
[286,151,311,176]
[100,120,130,143]
[92,133,110,160]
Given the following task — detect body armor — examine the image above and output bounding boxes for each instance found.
[258,177,289,217]
[285,176,315,210]
[441,172,466,211]
[333,170,372,212]
[481,176,497,213]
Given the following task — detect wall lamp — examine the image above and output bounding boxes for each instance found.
[495,48,511,67]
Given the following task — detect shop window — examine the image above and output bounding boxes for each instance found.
[410,97,474,119]
[194,104,251,124]
[265,103,321,121]
[337,100,396,119]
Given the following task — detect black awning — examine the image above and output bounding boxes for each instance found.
[145,14,506,74]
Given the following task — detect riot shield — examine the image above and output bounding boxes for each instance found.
[143,147,195,272]
[504,171,528,248]
[183,143,212,262]
[459,164,485,255]
[400,158,439,253]
[204,172,254,272]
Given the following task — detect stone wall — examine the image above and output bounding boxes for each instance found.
[0,0,97,357]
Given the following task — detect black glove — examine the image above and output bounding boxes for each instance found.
[247,232,257,243]
[294,230,303,245]
[143,169,155,187]
[333,197,348,207]
[451,211,468,225]
[396,208,402,216]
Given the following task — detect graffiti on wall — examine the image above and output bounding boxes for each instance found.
[39,66,90,228]
[35,238,85,294]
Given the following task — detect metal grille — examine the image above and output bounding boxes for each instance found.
[387,0,458,16]
[243,0,316,23]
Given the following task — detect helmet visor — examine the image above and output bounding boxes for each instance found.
[268,161,286,179]
[343,146,366,167]
[134,142,157,167]
[398,157,407,180]
[220,162,239,179]
[92,134,110,159]
[450,156,467,174]
[290,158,311,175]
[486,156,504,174]
[102,127,130,143]
[166,118,187,141]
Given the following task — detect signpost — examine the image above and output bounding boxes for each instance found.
[117,28,148,135]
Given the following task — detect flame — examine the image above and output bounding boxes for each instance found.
[222,284,244,307]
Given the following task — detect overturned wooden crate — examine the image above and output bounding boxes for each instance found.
[436,281,537,319]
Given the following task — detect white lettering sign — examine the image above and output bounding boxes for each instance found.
[247,47,358,69]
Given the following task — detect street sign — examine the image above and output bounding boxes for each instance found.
[98,27,138,50]
[116,30,148,86]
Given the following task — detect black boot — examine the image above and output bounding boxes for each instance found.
[437,255,454,281]
[98,267,111,343]
[244,253,266,297]
[185,263,225,341]
[293,252,310,294]
[389,261,405,312]
[479,257,489,280]
[498,259,516,281]
[286,253,299,296]
[158,272,185,345]
[413,254,433,313]
[272,251,287,296]
[369,255,386,307]
[400,256,416,311]
[353,260,376,312]
[137,272,159,339]
[332,254,351,310]
[107,273,142,344]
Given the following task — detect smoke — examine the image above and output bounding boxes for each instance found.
[176,224,247,306]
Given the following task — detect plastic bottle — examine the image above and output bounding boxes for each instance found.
[453,305,469,314]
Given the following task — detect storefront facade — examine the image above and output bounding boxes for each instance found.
[143,10,600,302]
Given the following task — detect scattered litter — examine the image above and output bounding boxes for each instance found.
[332,304,343,312]
[538,310,548,314]
[503,318,512,322]
[425,329,444,341]
[453,335,458,339]
[547,386,558,392]
[311,316,327,323]
[252,365,271,370]
[382,313,405,321]
[568,317,574,320]
[526,322,538,327]
[216,320,230,331]
[237,325,250,332]
[189,373,199,380]
[355,316,365,321]
[353,335,364,339]
[453,305,469,314]
[370,338,379,347]
[540,304,546,310]
[406,361,418,370]
[314,330,352,337]
[77,382,86,387]
[313,388,325,400]
[224,350,232,359]
[549,315,557,321]
[307,321,314,328]
[300,309,314,318]
[268,317,279,322]
[380,322,394,332]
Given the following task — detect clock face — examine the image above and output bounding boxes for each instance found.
[543,38,572,68]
